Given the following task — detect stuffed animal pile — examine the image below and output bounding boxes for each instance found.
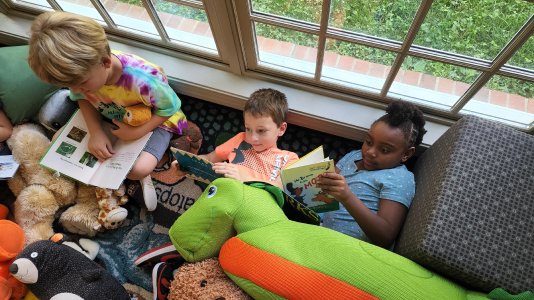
[7,123,108,245]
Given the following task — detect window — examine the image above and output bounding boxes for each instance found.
[235,0,534,131]
[3,0,534,133]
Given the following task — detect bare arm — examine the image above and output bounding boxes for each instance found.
[0,109,12,143]
[112,113,171,141]
[337,193,408,248]
[318,172,408,248]
[199,150,225,163]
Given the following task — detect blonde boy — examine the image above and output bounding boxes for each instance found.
[173,88,298,188]
[27,12,187,195]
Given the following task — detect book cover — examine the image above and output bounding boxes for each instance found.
[0,155,20,180]
[170,147,223,184]
[39,109,152,189]
[280,146,340,213]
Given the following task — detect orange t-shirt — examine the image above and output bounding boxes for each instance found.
[215,132,299,183]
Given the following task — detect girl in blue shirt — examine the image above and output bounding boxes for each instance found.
[319,100,427,250]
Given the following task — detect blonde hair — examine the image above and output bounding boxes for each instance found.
[28,12,110,86]
[244,88,288,127]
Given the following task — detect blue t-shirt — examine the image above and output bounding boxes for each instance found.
[323,150,415,247]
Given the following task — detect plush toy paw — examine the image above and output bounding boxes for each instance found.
[59,183,100,237]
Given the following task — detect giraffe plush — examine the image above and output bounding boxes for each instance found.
[94,184,129,231]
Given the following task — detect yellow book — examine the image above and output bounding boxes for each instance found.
[280,146,339,213]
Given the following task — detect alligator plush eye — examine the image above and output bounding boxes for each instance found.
[31,252,38,258]
[200,280,207,287]
[207,186,217,198]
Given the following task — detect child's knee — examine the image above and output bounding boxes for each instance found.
[127,152,157,180]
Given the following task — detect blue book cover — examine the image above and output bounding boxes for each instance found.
[170,147,223,184]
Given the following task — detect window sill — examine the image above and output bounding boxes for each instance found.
[0,11,451,150]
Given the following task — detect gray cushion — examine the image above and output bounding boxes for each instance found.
[395,115,534,294]
[35,89,78,132]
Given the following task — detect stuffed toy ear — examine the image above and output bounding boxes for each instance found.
[244,182,284,208]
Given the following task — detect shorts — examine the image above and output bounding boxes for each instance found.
[143,127,172,162]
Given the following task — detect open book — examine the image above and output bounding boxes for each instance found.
[170,147,321,225]
[39,109,152,189]
[280,146,339,213]
[0,155,20,180]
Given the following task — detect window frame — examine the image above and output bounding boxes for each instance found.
[234,0,534,132]
[1,0,534,141]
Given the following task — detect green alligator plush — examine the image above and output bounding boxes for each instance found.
[169,178,532,300]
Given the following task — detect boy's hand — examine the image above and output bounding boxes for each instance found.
[171,160,190,176]
[317,172,352,203]
[111,119,143,140]
[213,162,248,183]
[88,131,115,160]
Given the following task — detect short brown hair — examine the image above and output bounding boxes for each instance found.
[27,12,110,86]
[244,88,288,127]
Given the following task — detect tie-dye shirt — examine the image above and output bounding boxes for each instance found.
[70,50,187,134]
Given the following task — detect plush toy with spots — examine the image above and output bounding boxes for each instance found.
[94,185,129,231]
[10,234,130,300]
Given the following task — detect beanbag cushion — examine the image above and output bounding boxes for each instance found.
[0,45,61,125]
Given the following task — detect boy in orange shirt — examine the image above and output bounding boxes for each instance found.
[172,88,298,189]
[152,89,297,299]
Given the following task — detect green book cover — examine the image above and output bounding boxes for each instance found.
[170,147,223,184]
[280,146,340,213]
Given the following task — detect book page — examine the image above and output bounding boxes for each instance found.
[39,110,107,184]
[89,131,152,189]
[170,147,223,184]
[281,159,339,213]
[0,155,19,180]
[284,146,324,169]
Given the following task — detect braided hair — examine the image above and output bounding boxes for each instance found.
[374,100,427,148]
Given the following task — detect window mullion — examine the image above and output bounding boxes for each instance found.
[46,0,63,11]
[452,13,534,114]
[89,0,117,29]
[165,0,202,10]
[380,0,433,97]
[314,0,331,81]
[0,0,9,14]
[203,0,244,75]
[232,0,257,70]
[250,13,320,36]
[140,0,171,43]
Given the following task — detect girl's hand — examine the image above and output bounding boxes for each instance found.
[111,119,143,140]
[171,160,190,176]
[213,162,247,183]
[317,172,352,203]
[88,131,115,160]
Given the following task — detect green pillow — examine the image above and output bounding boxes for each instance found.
[0,45,61,125]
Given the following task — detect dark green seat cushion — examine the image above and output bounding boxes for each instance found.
[0,45,61,125]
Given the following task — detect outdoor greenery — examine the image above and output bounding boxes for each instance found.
[252,0,534,99]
